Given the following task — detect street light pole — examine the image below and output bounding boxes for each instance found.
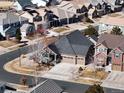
[19,47,21,67]
[19,45,23,67]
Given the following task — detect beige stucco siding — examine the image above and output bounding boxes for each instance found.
[61,54,85,65]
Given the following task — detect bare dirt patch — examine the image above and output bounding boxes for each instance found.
[79,69,109,80]
[74,68,109,85]
[0,1,13,8]
[4,58,52,76]
[54,27,69,32]
[0,40,18,48]
[108,13,121,17]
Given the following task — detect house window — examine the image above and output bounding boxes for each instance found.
[114,53,120,58]
[99,48,106,52]
[3,24,9,30]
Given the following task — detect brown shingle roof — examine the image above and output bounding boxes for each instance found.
[97,34,124,52]
[119,43,124,52]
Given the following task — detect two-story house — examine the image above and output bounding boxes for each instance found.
[0,12,28,38]
[111,43,124,71]
[95,34,124,71]
[13,0,37,11]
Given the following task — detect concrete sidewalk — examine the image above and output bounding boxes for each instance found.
[102,71,124,90]
[4,57,49,77]
[0,36,44,55]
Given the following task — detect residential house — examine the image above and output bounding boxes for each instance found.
[20,23,35,36]
[111,43,124,71]
[0,81,18,93]
[92,9,99,18]
[0,12,28,38]
[43,8,68,27]
[20,10,41,23]
[13,0,37,11]
[115,0,123,5]
[104,0,122,12]
[92,2,112,17]
[31,0,49,7]
[57,1,80,14]
[90,0,123,18]
[13,0,62,11]
[95,34,124,71]
[98,16,124,34]
[39,1,87,28]
[20,12,34,23]
[48,30,94,65]
[50,0,62,5]
[28,79,63,93]
[43,6,85,28]
[32,0,62,7]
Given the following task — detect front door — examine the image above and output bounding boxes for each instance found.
[107,57,112,65]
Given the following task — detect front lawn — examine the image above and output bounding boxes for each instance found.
[79,69,109,80]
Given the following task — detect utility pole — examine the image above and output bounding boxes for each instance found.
[19,46,22,67]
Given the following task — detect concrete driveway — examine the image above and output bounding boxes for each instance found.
[42,63,79,81]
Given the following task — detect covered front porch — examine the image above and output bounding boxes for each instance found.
[30,48,62,65]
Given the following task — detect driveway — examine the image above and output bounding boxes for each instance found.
[42,63,79,81]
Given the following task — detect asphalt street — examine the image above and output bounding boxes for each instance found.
[0,45,38,85]
[0,45,123,93]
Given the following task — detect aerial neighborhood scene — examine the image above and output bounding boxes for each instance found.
[0,0,124,93]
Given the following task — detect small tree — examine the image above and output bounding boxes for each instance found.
[20,76,27,85]
[85,84,104,93]
[15,28,22,42]
[110,26,123,35]
[84,25,98,36]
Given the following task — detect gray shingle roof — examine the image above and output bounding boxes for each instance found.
[49,30,93,56]
[17,0,36,8]
[55,36,76,55]
[29,79,63,93]
[67,31,93,46]
[104,0,122,9]
[5,26,19,37]
[0,13,28,25]
[57,8,67,19]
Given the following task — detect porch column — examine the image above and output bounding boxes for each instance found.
[48,51,50,60]
[75,56,77,64]
[54,54,57,62]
